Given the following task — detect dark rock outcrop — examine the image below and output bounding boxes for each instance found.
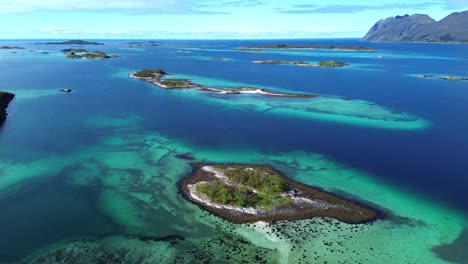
[363,11,468,43]
[0,91,15,124]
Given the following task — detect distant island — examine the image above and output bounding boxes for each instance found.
[212,57,232,62]
[0,46,25,50]
[39,40,104,45]
[130,69,317,98]
[240,44,375,51]
[252,60,348,68]
[180,164,379,224]
[363,10,468,43]
[124,41,159,47]
[62,49,118,59]
[0,91,15,125]
[416,74,468,81]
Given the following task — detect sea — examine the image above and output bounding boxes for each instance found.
[0,39,467,263]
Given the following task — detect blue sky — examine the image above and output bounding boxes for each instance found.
[0,0,467,39]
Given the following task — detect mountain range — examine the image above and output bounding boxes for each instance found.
[362,10,468,43]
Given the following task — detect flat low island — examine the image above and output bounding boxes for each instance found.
[252,60,349,68]
[130,69,317,98]
[180,164,379,224]
[240,44,375,51]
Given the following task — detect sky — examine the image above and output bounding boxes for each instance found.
[0,0,467,39]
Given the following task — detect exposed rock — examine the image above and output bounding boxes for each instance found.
[0,91,15,125]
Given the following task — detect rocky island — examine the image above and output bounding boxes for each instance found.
[212,57,232,62]
[40,39,104,45]
[240,44,375,51]
[62,49,118,59]
[0,46,25,50]
[0,91,15,125]
[130,69,317,98]
[252,60,348,68]
[363,11,468,43]
[180,164,379,224]
[416,74,468,81]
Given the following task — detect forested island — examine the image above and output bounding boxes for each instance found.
[62,49,118,59]
[0,91,15,124]
[180,164,380,224]
[130,69,317,98]
[240,44,375,51]
[252,60,348,68]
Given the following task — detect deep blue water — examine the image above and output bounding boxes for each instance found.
[0,39,467,261]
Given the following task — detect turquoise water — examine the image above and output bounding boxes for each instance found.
[0,39,467,263]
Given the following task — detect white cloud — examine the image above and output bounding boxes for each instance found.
[0,0,212,14]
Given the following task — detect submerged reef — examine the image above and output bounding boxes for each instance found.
[0,91,15,124]
[180,164,380,224]
[130,69,317,98]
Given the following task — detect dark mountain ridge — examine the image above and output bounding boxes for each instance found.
[362,10,468,43]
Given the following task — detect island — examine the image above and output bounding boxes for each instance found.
[124,41,159,47]
[363,11,468,43]
[130,69,317,98]
[240,44,375,51]
[0,46,25,50]
[252,60,348,68]
[416,74,468,81]
[0,91,15,125]
[62,49,118,59]
[180,164,380,224]
[212,57,232,62]
[39,39,104,45]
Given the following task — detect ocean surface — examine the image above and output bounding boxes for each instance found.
[0,39,467,263]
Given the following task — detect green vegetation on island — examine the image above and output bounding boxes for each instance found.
[181,164,380,224]
[317,60,348,67]
[195,166,292,211]
[0,91,15,124]
[132,69,167,78]
[63,50,118,60]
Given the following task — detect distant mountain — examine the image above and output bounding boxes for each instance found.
[362,11,468,43]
